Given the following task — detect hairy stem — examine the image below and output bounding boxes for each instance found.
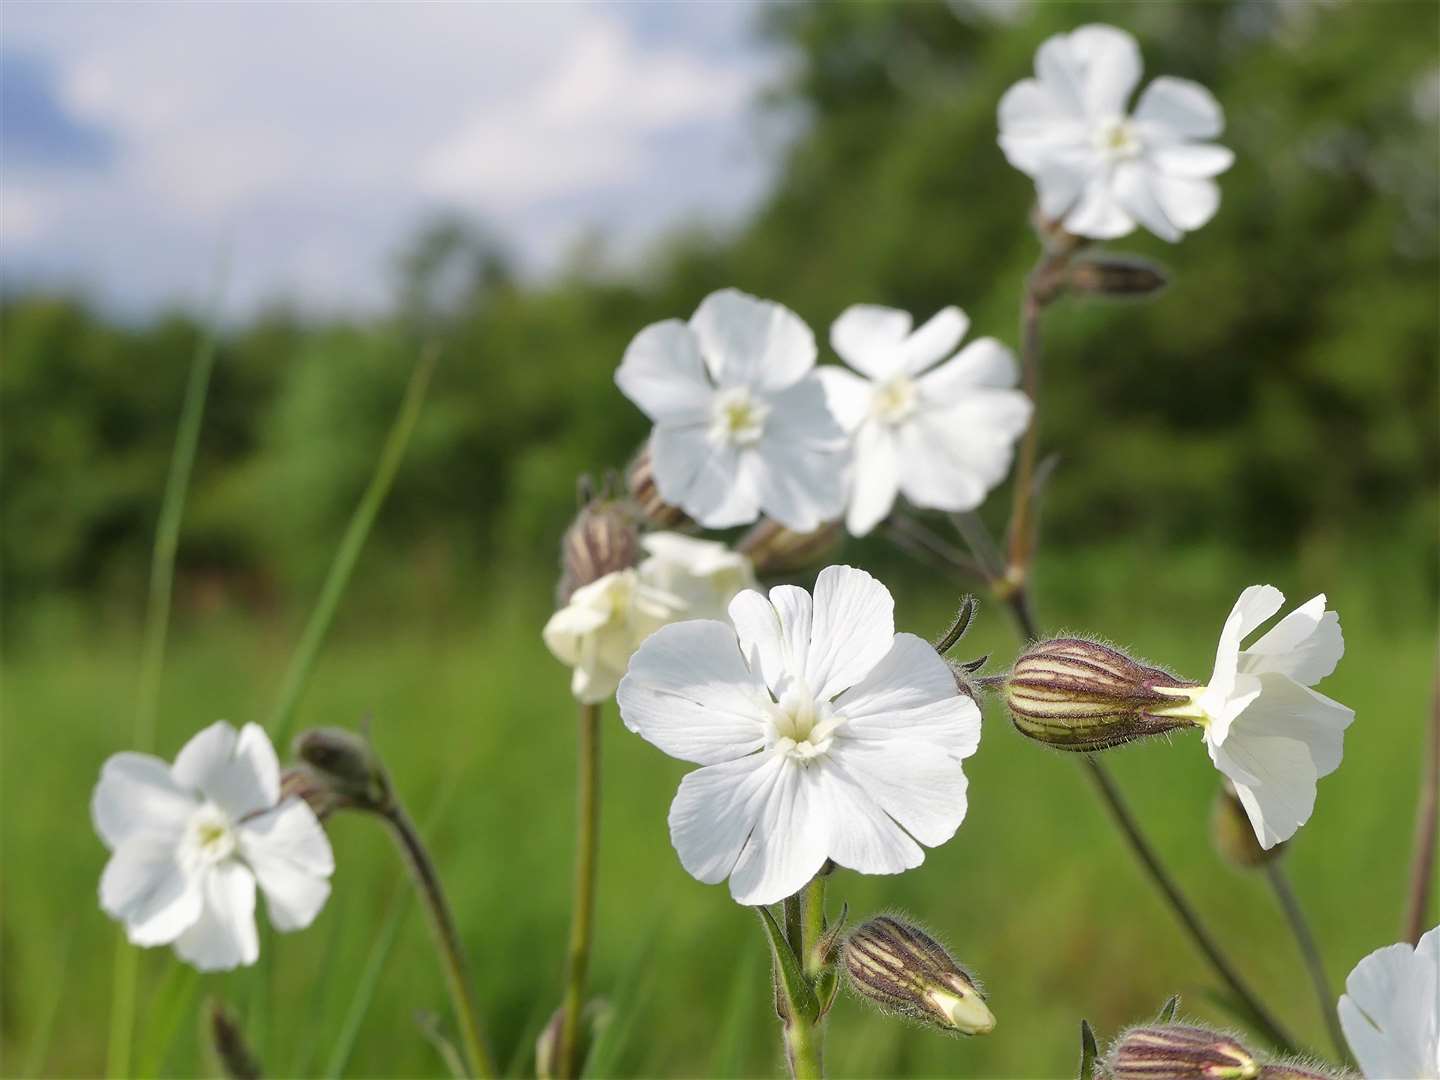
[558,702,603,1078]
[1264,862,1348,1062]
[782,877,827,1080]
[383,804,496,1079]
[1403,674,1439,945]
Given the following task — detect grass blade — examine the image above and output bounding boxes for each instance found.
[133,965,200,1079]
[707,946,758,1079]
[22,927,74,1077]
[324,884,414,1078]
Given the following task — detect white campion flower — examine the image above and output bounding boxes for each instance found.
[617,564,981,906]
[817,304,1032,536]
[615,288,849,532]
[997,24,1234,242]
[1338,925,1439,1079]
[638,532,756,622]
[92,721,334,972]
[1156,585,1354,850]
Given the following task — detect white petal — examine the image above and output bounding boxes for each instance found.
[617,619,769,765]
[92,752,197,851]
[615,320,713,424]
[1150,173,1221,233]
[846,422,900,538]
[173,861,259,971]
[1064,175,1137,240]
[812,759,923,876]
[1055,25,1143,120]
[997,78,1087,176]
[805,565,895,701]
[726,759,831,906]
[1034,159,1091,219]
[920,338,1020,398]
[1208,585,1286,704]
[828,738,970,848]
[100,831,202,946]
[1339,930,1440,1080]
[542,600,611,667]
[729,587,799,699]
[1148,141,1235,179]
[898,307,969,376]
[835,633,982,761]
[691,288,815,391]
[668,752,786,886]
[816,365,874,433]
[171,722,280,819]
[894,407,1016,512]
[238,798,334,932]
[1242,595,1344,687]
[652,426,760,529]
[752,434,849,533]
[830,305,913,378]
[1114,162,1182,243]
[1134,76,1225,140]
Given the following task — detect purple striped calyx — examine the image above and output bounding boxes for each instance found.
[842,916,994,1036]
[1108,1025,1260,1080]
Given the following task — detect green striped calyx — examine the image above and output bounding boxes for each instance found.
[1002,638,1199,752]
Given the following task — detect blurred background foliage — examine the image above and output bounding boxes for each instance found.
[3,2,1437,1077]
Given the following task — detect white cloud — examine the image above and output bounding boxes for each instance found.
[0,2,779,318]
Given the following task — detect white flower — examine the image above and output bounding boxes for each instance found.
[817,304,1032,536]
[615,288,849,532]
[1338,925,1439,1079]
[617,564,981,906]
[1158,585,1354,849]
[543,568,686,705]
[92,721,334,972]
[638,532,756,622]
[998,24,1234,242]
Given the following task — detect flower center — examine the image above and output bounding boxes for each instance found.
[766,687,841,762]
[1094,117,1141,161]
[184,804,237,867]
[871,376,918,425]
[709,386,769,447]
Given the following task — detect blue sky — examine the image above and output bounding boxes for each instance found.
[1,2,784,318]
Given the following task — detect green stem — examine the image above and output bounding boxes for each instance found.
[558,702,603,1078]
[782,877,826,1080]
[269,346,438,745]
[107,303,221,1080]
[383,803,497,1079]
[1403,675,1439,945]
[1264,862,1348,1063]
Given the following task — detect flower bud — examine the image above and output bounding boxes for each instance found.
[843,916,994,1036]
[280,765,343,821]
[1067,255,1169,299]
[1107,1025,1260,1080]
[626,445,689,529]
[1212,781,1286,868]
[558,494,639,604]
[208,999,261,1080]
[1002,638,1197,752]
[737,517,843,575]
[294,727,389,809]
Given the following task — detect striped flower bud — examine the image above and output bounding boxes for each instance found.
[736,516,843,575]
[1067,255,1169,299]
[1002,638,1198,752]
[558,493,640,604]
[843,916,995,1036]
[1107,1025,1260,1080]
[625,444,689,529]
[1211,781,1286,868]
[294,727,390,810]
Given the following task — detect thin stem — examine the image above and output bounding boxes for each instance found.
[270,346,438,745]
[383,804,497,1079]
[801,876,827,977]
[558,702,603,1078]
[1403,674,1439,945]
[1006,280,1046,576]
[1083,757,1297,1053]
[1264,862,1348,1062]
[781,877,827,1080]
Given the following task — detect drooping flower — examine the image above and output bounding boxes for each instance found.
[615,288,849,532]
[818,305,1031,536]
[617,564,981,906]
[92,721,334,971]
[998,24,1234,242]
[1338,926,1439,1079]
[1154,585,1354,849]
[637,532,756,622]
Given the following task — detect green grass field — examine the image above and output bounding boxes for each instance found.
[3,540,1434,1078]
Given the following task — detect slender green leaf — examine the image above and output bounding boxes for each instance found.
[756,906,819,1024]
[1156,994,1181,1023]
[417,1011,468,1078]
[1078,1019,1099,1080]
[133,966,201,1079]
[324,884,414,1078]
[707,948,758,1079]
[582,931,661,1079]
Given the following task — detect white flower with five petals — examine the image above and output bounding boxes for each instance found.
[92,721,334,972]
[615,288,849,532]
[998,24,1234,242]
[1338,925,1439,1079]
[1157,585,1354,850]
[617,564,981,907]
[818,304,1032,536]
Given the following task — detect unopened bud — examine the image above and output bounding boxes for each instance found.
[1067,255,1169,299]
[843,916,994,1036]
[737,517,843,575]
[626,445,689,529]
[294,727,389,809]
[558,494,639,603]
[1003,638,1197,752]
[1212,781,1285,868]
[208,999,261,1080]
[280,766,343,821]
[1108,1025,1259,1080]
